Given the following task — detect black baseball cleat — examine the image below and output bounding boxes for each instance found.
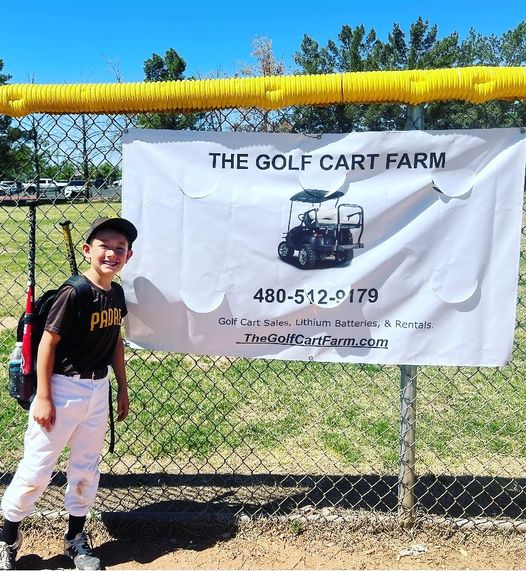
[0,532,22,570]
[64,532,102,570]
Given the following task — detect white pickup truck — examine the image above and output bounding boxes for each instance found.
[22,178,66,194]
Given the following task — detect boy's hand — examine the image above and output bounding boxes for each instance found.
[33,396,56,431]
[116,385,129,421]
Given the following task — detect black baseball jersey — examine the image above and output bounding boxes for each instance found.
[44,276,127,375]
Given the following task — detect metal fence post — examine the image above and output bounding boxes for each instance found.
[398,104,424,527]
[399,364,418,526]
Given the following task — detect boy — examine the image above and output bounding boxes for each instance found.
[0,216,137,570]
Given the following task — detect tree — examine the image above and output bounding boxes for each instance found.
[144,49,186,82]
[239,36,286,77]
[292,18,526,132]
[42,160,77,181]
[139,48,202,130]
[0,59,23,179]
[233,36,292,133]
[426,24,526,128]
[0,68,54,184]
[0,68,40,181]
[90,160,120,181]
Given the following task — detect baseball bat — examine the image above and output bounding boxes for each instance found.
[20,202,37,405]
[59,220,79,276]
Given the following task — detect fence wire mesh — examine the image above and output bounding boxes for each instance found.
[0,108,525,532]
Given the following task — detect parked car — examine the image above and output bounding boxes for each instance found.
[0,180,22,195]
[63,180,89,199]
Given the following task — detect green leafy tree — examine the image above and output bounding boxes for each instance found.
[42,160,78,180]
[426,23,526,128]
[91,160,120,182]
[139,48,202,130]
[292,18,526,132]
[0,59,11,175]
[0,61,43,181]
[144,49,186,82]
[0,59,27,180]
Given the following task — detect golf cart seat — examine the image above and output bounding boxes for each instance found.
[307,207,338,224]
[307,206,361,225]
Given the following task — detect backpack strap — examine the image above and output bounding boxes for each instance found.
[108,281,125,455]
[16,276,93,344]
[63,275,93,312]
[108,382,115,453]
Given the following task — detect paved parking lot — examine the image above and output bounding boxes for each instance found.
[0,186,122,205]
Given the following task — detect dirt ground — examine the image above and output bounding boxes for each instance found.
[13,519,526,570]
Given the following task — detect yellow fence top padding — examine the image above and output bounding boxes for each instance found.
[0,66,525,117]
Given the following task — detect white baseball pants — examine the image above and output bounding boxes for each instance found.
[1,373,109,522]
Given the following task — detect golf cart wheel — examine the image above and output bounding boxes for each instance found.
[278,241,293,260]
[335,249,353,264]
[298,244,317,269]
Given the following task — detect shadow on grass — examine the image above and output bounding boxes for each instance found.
[92,472,526,525]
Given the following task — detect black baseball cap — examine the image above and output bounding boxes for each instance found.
[85,217,138,246]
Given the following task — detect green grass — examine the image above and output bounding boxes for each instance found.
[0,202,122,318]
[1,202,525,477]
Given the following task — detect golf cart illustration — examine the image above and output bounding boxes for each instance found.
[278,188,364,269]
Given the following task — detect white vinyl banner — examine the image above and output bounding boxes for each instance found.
[121,128,526,366]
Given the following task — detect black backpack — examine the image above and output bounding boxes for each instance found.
[15,275,93,409]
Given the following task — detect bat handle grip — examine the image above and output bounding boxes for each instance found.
[60,220,79,275]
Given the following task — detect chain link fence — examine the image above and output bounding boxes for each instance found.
[0,108,525,533]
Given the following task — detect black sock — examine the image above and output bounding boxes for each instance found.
[1,519,20,545]
[66,515,86,540]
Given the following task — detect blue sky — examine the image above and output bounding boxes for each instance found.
[1,0,524,84]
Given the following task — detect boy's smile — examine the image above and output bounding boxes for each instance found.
[82,229,133,288]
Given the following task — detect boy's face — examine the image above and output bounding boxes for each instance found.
[82,228,133,277]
